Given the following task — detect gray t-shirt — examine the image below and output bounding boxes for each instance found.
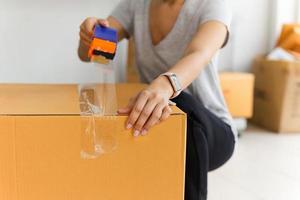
[111,0,237,138]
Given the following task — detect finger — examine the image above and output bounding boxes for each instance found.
[80,25,92,37]
[81,18,97,36]
[159,106,172,123]
[79,31,93,44]
[141,104,164,136]
[133,99,158,135]
[81,40,91,48]
[118,97,136,114]
[97,19,110,27]
[126,91,150,132]
[117,107,131,114]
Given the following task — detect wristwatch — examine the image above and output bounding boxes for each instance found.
[160,72,182,99]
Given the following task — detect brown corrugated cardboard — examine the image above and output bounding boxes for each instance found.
[0,84,186,200]
[219,73,255,118]
[251,57,300,133]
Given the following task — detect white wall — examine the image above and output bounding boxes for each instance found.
[218,0,272,72]
[0,0,126,84]
[269,0,300,47]
[0,0,281,82]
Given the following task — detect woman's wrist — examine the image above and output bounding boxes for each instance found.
[148,76,174,99]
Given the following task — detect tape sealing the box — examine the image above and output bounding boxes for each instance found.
[79,62,118,159]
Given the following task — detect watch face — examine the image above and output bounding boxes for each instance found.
[170,74,181,92]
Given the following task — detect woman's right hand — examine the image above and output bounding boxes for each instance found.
[78,16,127,61]
[79,17,110,55]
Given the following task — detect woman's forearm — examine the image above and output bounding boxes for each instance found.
[118,17,228,136]
[163,21,228,90]
[168,50,212,89]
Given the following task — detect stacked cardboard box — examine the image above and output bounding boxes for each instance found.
[219,73,255,133]
[219,73,255,118]
[251,24,300,133]
[251,57,300,133]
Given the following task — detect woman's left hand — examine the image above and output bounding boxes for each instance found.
[118,76,174,137]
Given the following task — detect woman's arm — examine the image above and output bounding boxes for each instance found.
[167,21,228,88]
[78,16,129,62]
[118,21,228,136]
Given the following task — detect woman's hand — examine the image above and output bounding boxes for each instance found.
[118,76,174,137]
[79,17,109,48]
[78,17,109,61]
[78,16,128,61]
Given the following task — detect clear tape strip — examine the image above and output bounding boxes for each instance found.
[79,60,118,159]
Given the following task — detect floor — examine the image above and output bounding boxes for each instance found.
[208,125,300,200]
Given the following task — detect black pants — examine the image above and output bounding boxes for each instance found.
[173,92,235,200]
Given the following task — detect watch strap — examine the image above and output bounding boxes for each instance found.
[160,72,182,99]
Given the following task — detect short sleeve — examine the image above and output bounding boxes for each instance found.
[199,0,232,47]
[110,0,135,36]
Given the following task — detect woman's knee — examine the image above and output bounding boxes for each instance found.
[209,131,235,171]
[174,92,236,171]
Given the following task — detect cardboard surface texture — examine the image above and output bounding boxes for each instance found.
[251,57,300,133]
[219,73,255,118]
[0,84,186,200]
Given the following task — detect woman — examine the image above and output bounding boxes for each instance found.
[78,0,236,199]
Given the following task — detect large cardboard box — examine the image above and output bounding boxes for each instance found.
[0,84,186,200]
[219,73,255,118]
[251,57,300,133]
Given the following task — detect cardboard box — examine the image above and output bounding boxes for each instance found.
[219,73,255,118]
[251,57,300,133]
[277,24,300,53]
[0,84,186,200]
[277,24,300,46]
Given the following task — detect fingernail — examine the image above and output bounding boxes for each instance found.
[134,130,140,137]
[141,130,148,136]
[126,124,132,129]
